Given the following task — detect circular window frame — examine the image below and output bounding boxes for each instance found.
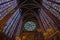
[24,21,36,31]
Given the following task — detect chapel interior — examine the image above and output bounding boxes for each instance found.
[0,0,60,40]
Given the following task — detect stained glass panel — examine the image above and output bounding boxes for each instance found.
[24,21,36,31]
[0,0,18,20]
[3,9,21,38]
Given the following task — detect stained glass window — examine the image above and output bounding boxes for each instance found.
[42,0,60,20]
[0,0,18,20]
[24,21,36,31]
[3,9,21,38]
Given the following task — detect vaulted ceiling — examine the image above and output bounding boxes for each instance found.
[17,0,43,30]
[18,0,43,15]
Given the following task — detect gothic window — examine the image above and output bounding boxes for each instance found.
[24,21,36,31]
[42,0,60,20]
[3,9,21,37]
[0,0,18,20]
